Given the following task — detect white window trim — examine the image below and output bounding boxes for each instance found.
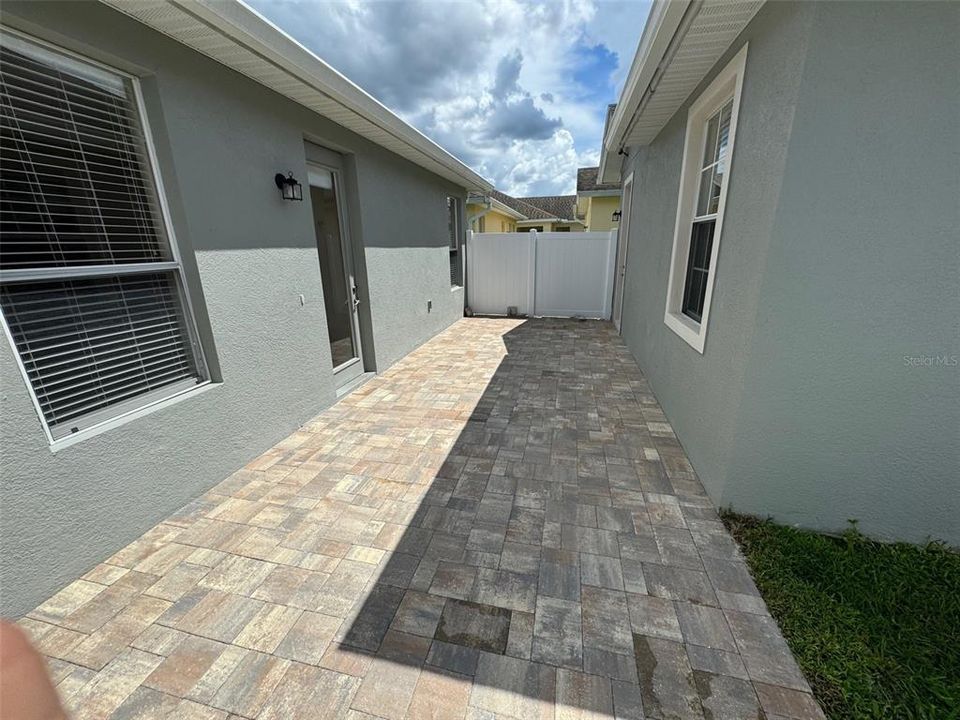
[663,44,748,353]
[0,27,212,449]
[448,196,464,288]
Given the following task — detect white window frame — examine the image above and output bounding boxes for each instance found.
[0,27,212,450]
[663,44,748,353]
[448,196,464,289]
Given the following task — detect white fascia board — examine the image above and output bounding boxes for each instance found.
[516,217,583,226]
[467,194,528,220]
[193,0,492,190]
[599,0,691,183]
[597,148,616,185]
[578,189,622,198]
[108,0,492,191]
[490,198,528,220]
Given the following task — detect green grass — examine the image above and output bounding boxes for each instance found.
[721,513,960,720]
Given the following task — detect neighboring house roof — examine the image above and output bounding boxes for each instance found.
[488,190,553,221]
[467,192,527,221]
[598,0,765,183]
[577,166,621,193]
[472,190,582,224]
[518,196,580,223]
[99,0,492,192]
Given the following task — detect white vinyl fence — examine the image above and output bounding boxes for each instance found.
[466,230,618,319]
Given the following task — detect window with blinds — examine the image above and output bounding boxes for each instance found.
[681,98,732,323]
[663,45,746,354]
[447,196,462,287]
[0,31,207,441]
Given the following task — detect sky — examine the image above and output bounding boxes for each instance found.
[247,0,652,196]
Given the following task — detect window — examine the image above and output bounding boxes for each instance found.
[681,97,732,322]
[664,45,747,353]
[477,214,485,234]
[447,196,462,286]
[555,226,570,232]
[0,31,208,444]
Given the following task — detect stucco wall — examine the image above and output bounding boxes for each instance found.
[0,1,467,616]
[618,1,959,544]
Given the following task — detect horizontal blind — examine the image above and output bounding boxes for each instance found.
[1,273,200,437]
[447,197,462,286]
[449,251,459,286]
[0,34,167,269]
[0,32,206,440]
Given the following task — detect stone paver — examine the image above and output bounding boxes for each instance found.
[19,318,824,719]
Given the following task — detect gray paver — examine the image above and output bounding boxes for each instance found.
[633,635,703,720]
[676,602,738,653]
[25,318,819,720]
[626,592,682,642]
[582,586,633,656]
[580,554,625,591]
[725,610,810,691]
[531,596,583,669]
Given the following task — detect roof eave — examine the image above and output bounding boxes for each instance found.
[99,0,493,192]
[600,0,766,185]
[600,0,691,184]
[489,198,527,221]
[516,218,582,226]
[517,218,561,225]
[578,189,621,198]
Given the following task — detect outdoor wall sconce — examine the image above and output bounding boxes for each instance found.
[274,172,303,201]
[612,210,622,222]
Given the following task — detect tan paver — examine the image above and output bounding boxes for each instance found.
[24,318,823,719]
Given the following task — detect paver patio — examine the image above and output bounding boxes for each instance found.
[19,318,824,719]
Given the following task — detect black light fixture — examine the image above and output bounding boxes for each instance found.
[612,210,622,222]
[274,171,303,201]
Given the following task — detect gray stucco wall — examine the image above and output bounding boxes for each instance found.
[619,1,959,545]
[0,1,466,617]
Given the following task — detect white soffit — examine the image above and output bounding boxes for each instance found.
[98,0,492,191]
[623,0,763,147]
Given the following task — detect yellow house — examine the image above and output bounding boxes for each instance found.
[466,193,524,232]
[514,195,585,232]
[466,170,619,234]
[468,190,585,232]
[576,166,622,232]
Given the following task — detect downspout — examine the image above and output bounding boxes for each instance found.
[466,194,492,230]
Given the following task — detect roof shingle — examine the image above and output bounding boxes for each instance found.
[516,195,578,222]
[485,190,579,223]
[577,166,620,193]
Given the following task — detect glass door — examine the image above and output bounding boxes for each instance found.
[307,162,364,388]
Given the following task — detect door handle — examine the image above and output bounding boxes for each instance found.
[351,284,361,309]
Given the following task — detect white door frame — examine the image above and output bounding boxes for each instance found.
[612,171,634,332]
[307,154,365,388]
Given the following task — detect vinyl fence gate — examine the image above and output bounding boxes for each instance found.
[465,229,618,319]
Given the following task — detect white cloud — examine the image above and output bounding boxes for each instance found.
[584,1,654,93]
[248,0,651,195]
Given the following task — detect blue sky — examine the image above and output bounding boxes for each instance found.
[247,0,652,195]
